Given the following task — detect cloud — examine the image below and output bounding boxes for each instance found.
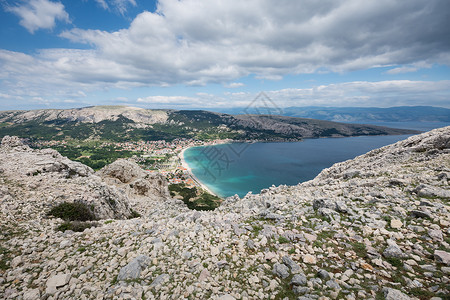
[1,0,450,107]
[7,0,69,33]
[133,80,450,109]
[224,82,245,88]
[137,95,198,104]
[265,80,450,107]
[386,66,418,75]
[93,0,137,15]
[56,0,450,86]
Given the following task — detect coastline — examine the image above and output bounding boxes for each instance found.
[179,147,219,197]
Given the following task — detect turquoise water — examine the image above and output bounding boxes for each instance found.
[184,122,448,198]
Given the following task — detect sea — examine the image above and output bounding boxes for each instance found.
[184,121,449,198]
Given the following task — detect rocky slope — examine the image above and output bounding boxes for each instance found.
[1,127,449,300]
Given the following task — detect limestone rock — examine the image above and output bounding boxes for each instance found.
[117,255,149,281]
[383,287,411,300]
[23,289,40,300]
[390,219,403,229]
[46,273,71,295]
[303,254,317,264]
[434,250,450,265]
[282,255,301,274]
[272,263,290,279]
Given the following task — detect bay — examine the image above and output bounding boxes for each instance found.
[184,122,448,198]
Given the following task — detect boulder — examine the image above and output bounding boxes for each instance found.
[117,255,150,281]
[382,287,411,300]
[434,250,450,265]
[272,263,289,279]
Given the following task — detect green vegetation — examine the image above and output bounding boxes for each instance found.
[49,143,141,171]
[278,236,290,244]
[48,202,96,221]
[129,209,141,219]
[57,221,97,232]
[48,202,98,232]
[169,183,221,211]
[0,246,10,271]
[351,241,367,258]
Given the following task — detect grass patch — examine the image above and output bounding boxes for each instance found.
[278,236,290,244]
[385,257,403,268]
[409,288,438,299]
[0,246,10,271]
[351,241,367,258]
[57,221,97,232]
[129,209,141,219]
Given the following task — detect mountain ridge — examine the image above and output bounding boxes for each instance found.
[0,106,419,142]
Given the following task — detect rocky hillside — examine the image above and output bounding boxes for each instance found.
[1,127,449,299]
[0,106,418,142]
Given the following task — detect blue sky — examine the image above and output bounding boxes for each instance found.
[0,0,449,111]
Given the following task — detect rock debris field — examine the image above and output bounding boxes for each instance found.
[0,127,449,299]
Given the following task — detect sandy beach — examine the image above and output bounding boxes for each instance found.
[179,147,219,197]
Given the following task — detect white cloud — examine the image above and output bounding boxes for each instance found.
[94,0,108,10]
[133,80,450,109]
[265,80,450,107]
[57,0,450,87]
[7,0,69,33]
[137,95,198,104]
[1,0,450,108]
[386,66,418,75]
[94,0,137,14]
[225,82,245,88]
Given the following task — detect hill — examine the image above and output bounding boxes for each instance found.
[0,106,418,142]
[0,127,448,298]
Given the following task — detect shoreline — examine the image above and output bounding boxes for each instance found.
[179,146,219,197]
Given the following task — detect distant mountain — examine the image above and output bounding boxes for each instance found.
[217,106,450,123]
[0,106,418,142]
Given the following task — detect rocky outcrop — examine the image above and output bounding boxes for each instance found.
[97,159,170,215]
[0,127,449,299]
[0,136,172,221]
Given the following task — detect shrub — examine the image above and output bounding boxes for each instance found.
[48,202,96,221]
[129,209,141,219]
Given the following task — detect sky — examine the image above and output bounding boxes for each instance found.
[0,0,450,111]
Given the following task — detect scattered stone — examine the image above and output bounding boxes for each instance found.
[272,263,290,279]
[303,254,317,264]
[428,229,443,241]
[218,295,236,300]
[10,256,22,268]
[317,269,331,280]
[410,210,432,219]
[326,279,340,290]
[23,289,40,300]
[150,274,169,288]
[434,250,450,265]
[46,273,71,295]
[198,269,210,281]
[383,242,406,259]
[246,239,256,250]
[282,255,301,273]
[117,255,149,281]
[291,274,307,286]
[390,219,403,229]
[382,287,411,300]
